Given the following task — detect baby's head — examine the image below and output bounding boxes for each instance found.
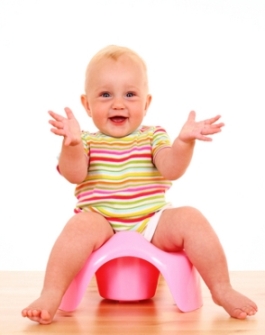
[84,45,149,93]
[81,45,152,138]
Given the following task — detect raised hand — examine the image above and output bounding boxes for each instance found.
[179,111,224,143]
[48,107,81,146]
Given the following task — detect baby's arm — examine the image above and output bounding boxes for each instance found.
[155,111,224,180]
[48,107,88,184]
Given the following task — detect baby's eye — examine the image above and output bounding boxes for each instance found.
[101,92,110,97]
[126,92,135,98]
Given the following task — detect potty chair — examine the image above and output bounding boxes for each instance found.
[59,231,202,312]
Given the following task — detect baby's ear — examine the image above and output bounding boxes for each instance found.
[145,94,152,112]
[81,95,92,117]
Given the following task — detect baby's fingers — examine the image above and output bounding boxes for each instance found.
[49,119,68,137]
[209,122,225,129]
[196,133,213,141]
[64,107,75,120]
[50,126,72,145]
[48,119,64,130]
[50,127,67,137]
[48,110,66,122]
[203,127,222,135]
[205,115,223,125]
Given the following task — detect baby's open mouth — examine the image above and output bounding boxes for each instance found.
[110,116,128,123]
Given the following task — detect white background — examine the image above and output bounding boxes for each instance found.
[0,0,264,271]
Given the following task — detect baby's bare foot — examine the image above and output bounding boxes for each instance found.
[22,293,61,324]
[212,285,258,319]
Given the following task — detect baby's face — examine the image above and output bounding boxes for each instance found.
[81,56,151,137]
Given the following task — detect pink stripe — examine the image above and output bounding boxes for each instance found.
[91,146,150,156]
[76,184,169,199]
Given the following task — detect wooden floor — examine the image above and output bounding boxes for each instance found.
[0,271,264,335]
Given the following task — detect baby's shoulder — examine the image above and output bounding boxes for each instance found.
[139,125,168,135]
[81,130,101,140]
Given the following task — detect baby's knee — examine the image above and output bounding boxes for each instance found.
[168,206,207,227]
[171,206,203,217]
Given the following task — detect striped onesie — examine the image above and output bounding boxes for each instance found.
[74,125,172,233]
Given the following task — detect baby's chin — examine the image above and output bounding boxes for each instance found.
[100,130,133,138]
[99,124,136,138]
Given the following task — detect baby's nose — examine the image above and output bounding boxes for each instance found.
[112,98,125,110]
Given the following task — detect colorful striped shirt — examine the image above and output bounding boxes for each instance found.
[74,126,172,233]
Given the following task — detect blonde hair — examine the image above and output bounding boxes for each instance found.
[84,45,148,91]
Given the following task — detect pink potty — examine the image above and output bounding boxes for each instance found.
[59,231,202,312]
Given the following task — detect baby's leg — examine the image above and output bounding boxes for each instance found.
[151,207,257,319]
[21,212,113,324]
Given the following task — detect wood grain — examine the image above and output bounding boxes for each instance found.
[0,271,264,334]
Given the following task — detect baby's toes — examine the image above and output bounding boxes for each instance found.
[39,310,52,323]
[22,308,34,317]
[233,308,247,319]
[32,309,41,317]
[233,305,257,319]
[27,309,42,322]
[244,304,257,316]
[21,309,27,317]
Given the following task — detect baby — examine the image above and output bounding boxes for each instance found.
[22,45,257,324]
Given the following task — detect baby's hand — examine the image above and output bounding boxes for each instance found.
[48,107,81,146]
[179,111,224,143]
